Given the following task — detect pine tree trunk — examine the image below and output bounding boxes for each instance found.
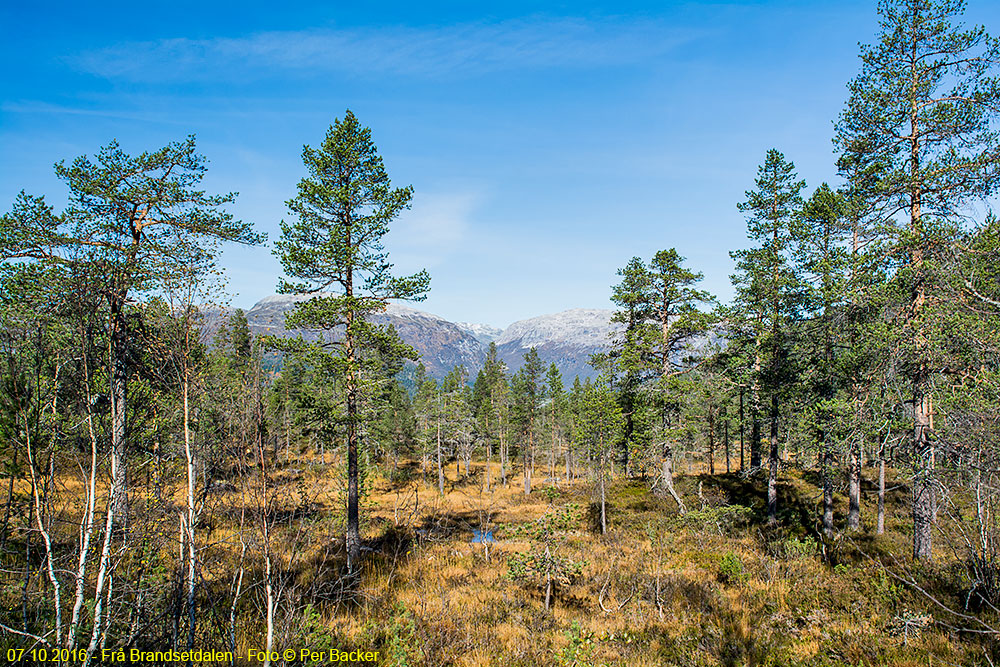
[343,213,363,568]
[345,327,361,568]
[622,399,632,478]
[524,429,533,496]
[565,435,571,482]
[908,83,933,561]
[500,427,507,486]
[751,356,762,469]
[848,440,861,531]
[724,419,730,474]
[550,410,557,483]
[767,394,778,526]
[913,389,934,559]
[284,386,290,463]
[662,443,685,514]
[739,388,745,471]
[485,422,492,491]
[436,420,444,496]
[877,454,886,535]
[600,451,607,535]
[822,444,834,539]
[707,407,715,475]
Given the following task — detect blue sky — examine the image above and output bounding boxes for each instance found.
[3,1,999,327]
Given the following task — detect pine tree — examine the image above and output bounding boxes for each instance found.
[412,364,439,490]
[794,184,852,536]
[602,250,715,511]
[372,378,417,474]
[730,149,807,526]
[1,137,262,531]
[646,249,716,373]
[271,110,430,568]
[544,363,566,483]
[441,365,474,478]
[835,0,1000,559]
[512,348,543,495]
[575,376,624,534]
[472,342,509,488]
[646,249,716,506]
[606,257,654,474]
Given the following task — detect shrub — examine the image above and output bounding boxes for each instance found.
[718,551,748,585]
[507,503,587,608]
[384,603,423,667]
[781,536,818,560]
[867,569,905,609]
[680,504,753,536]
[553,621,599,667]
[507,549,586,587]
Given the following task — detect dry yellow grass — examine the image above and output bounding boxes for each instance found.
[4,455,998,666]
[198,458,994,666]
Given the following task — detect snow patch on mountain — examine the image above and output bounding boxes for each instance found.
[455,322,504,345]
[496,308,621,348]
[236,296,632,381]
[243,294,486,377]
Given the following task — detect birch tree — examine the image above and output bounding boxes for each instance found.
[1,138,261,529]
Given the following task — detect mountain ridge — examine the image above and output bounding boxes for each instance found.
[234,294,617,381]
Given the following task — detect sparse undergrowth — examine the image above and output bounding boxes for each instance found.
[191,460,1000,666]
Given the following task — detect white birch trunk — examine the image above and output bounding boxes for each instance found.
[183,365,198,650]
[25,428,61,643]
[66,393,100,650]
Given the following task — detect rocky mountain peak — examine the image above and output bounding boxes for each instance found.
[234,295,620,381]
[455,322,504,345]
[496,308,620,348]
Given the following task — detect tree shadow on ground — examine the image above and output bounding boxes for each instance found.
[414,508,493,543]
[274,518,418,613]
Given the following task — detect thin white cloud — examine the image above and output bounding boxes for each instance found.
[388,190,481,268]
[0,100,187,124]
[73,18,701,82]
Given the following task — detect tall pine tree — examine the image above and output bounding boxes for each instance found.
[272,111,430,568]
[730,149,806,526]
[835,0,1000,559]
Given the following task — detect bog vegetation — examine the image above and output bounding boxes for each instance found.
[2,1,1000,665]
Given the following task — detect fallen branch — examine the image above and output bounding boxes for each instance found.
[846,536,998,636]
[598,557,635,614]
[0,622,54,648]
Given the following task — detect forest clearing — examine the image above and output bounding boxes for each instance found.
[3,0,1000,665]
[6,445,997,666]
